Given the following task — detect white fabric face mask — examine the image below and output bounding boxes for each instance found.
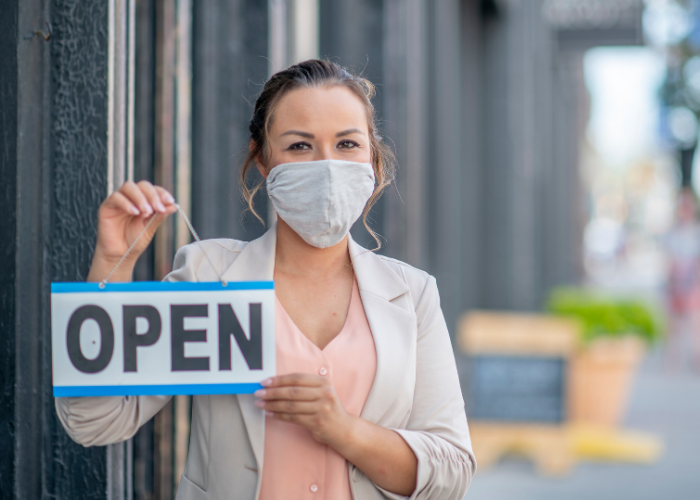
[266,159,376,248]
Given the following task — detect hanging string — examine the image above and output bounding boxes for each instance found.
[173,202,227,286]
[99,202,226,289]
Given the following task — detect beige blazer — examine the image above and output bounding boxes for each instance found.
[55,225,476,499]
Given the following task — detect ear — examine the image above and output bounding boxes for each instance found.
[250,140,269,179]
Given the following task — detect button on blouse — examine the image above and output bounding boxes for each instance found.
[259,279,377,500]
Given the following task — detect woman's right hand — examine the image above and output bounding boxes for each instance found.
[87,181,178,283]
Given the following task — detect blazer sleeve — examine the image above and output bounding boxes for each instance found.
[384,275,476,500]
[54,244,199,447]
[55,395,171,447]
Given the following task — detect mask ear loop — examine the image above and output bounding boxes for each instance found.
[98,202,227,289]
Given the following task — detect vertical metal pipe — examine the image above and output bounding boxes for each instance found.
[107,1,134,498]
[114,0,128,191]
[382,0,427,266]
[175,0,192,251]
[154,0,176,279]
[430,0,463,335]
[173,0,193,489]
[127,0,136,182]
[153,1,177,496]
[126,437,134,500]
[459,0,483,312]
[107,441,125,500]
[154,399,174,500]
[290,0,320,63]
[125,1,137,493]
[269,0,288,74]
[404,0,427,269]
[108,0,116,194]
[267,0,288,226]
[382,0,407,261]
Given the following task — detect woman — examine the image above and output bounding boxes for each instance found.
[665,188,700,371]
[56,60,475,499]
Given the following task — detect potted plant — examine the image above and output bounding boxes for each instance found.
[546,288,665,427]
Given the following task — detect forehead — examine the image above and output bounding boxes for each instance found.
[270,85,369,133]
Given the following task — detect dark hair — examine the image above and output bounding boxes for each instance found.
[240,59,396,249]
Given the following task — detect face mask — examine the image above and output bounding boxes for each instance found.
[266,159,376,248]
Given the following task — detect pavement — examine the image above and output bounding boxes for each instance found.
[464,351,700,500]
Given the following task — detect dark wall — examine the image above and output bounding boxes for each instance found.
[477,0,584,311]
[1,0,109,497]
[319,0,387,250]
[192,0,269,242]
[49,1,110,495]
[0,0,19,493]
[133,0,157,284]
[460,0,485,316]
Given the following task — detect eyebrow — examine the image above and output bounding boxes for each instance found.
[279,130,315,138]
[335,128,363,137]
[278,128,364,139]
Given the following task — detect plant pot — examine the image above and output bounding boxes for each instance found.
[568,336,645,427]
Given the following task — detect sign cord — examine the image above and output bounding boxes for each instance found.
[99,202,226,289]
[173,203,227,287]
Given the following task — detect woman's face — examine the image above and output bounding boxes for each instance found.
[256,85,372,176]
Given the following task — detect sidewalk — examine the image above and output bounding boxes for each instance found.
[465,353,700,500]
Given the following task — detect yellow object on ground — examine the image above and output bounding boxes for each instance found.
[471,423,664,476]
[571,424,664,464]
[470,423,576,476]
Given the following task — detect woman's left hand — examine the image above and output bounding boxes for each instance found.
[254,373,352,445]
[255,373,418,496]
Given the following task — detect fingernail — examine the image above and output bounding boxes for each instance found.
[131,207,140,215]
[261,379,272,387]
[254,400,264,408]
[164,193,175,203]
[142,205,153,215]
[254,389,266,397]
[265,411,275,417]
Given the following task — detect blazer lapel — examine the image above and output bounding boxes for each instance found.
[220,224,277,471]
[222,224,277,282]
[349,238,416,425]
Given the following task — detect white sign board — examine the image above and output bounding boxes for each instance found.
[51,281,275,397]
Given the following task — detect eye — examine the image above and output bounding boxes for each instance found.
[288,142,312,151]
[337,140,360,149]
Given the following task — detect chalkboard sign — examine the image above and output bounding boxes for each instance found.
[457,312,579,425]
[465,355,567,423]
[457,312,580,473]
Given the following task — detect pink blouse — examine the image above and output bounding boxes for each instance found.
[259,279,377,500]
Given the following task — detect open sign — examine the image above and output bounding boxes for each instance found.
[51,281,275,397]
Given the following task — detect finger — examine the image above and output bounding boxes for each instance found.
[122,212,169,254]
[255,399,318,414]
[262,373,327,388]
[154,185,176,206]
[120,181,153,217]
[143,211,172,239]
[254,386,320,401]
[104,191,141,216]
[137,180,167,214]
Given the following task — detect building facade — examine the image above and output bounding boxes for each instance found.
[0,0,642,498]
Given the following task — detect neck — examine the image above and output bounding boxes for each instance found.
[274,217,352,278]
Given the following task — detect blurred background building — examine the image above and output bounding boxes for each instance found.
[2,0,700,499]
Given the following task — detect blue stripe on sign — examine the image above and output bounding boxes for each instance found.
[51,281,274,293]
[53,383,263,397]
